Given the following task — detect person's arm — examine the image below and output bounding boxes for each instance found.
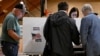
[8,29,21,41]
[7,16,21,41]
[69,18,80,45]
[80,17,92,49]
[72,23,80,45]
[80,18,90,47]
[43,15,51,41]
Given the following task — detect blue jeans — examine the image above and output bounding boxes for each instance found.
[1,41,18,56]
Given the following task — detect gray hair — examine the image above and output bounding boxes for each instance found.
[82,4,93,12]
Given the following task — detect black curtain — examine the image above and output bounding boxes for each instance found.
[41,0,45,17]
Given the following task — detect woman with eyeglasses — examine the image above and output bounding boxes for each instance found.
[69,7,79,18]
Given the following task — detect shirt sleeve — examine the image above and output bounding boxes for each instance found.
[7,16,16,31]
[80,17,91,46]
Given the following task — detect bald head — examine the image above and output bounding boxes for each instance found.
[82,4,93,16]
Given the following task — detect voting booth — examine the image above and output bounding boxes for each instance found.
[23,17,46,55]
[22,17,84,56]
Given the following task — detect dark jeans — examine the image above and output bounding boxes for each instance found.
[1,41,18,56]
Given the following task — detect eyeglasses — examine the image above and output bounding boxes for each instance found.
[72,14,77,16]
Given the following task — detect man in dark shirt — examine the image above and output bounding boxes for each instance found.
[43,2,80,56]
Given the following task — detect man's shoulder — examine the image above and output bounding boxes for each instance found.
[5,13,16,21]
[6,13,15,18]
[83,14,96,20]
[5,13,14,20]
